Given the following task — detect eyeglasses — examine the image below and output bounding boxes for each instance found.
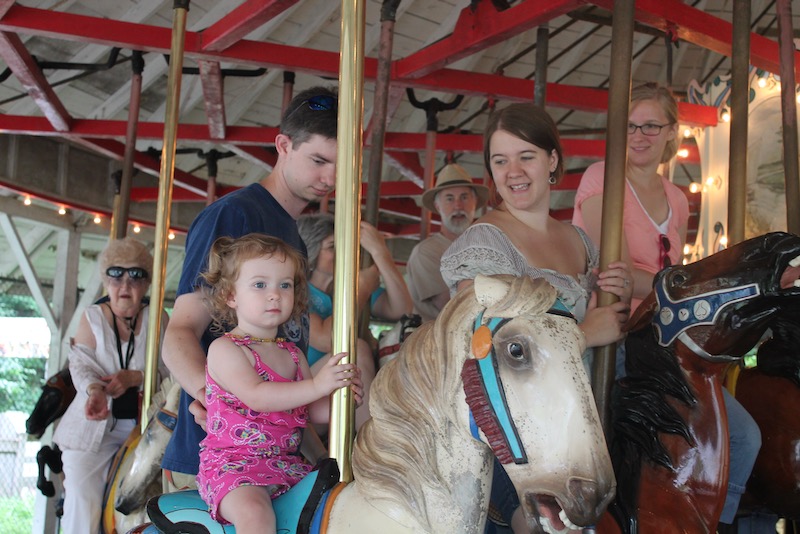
[284,95,337,122]
[106,266,149,281]
[659,234,672,270]
[627,122,671,136]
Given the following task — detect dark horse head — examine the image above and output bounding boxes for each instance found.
[608,232,800,534]
[26,367,76,438]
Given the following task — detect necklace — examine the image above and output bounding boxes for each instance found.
[226,333,285,344]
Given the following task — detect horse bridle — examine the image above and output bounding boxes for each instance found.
[653,275,761,362]
[467,300,575,465]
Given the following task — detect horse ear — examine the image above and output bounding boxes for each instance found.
[474,274,509,308]
[626,291,657,333]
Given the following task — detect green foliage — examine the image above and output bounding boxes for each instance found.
[0,493,34,534]
[0,358,47,414]
[0,295,40,318]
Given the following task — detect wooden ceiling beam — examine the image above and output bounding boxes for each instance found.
[198,60,227,139]
[395,0,585,79]
[200,0,300,52]
[0,31,71,131]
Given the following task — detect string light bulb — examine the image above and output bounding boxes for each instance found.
[58,206,67,215]
[689,182,701,194]
[23,196,32,206]
[721,110,731,123]
[93,215,102,224]
[168,231,175,240]
[133,224,141,234]
[757,77,767,88]
[677,148,689,158]
[683,128,692,138]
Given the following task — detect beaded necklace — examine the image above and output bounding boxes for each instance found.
[226,333,285,344]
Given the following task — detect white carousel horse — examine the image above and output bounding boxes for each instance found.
[102,378,180,533]
[146,274,616,533]
[376,313,421,368]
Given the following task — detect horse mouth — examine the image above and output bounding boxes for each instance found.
[525,493,584,533]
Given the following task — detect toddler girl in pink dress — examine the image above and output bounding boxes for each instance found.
[196,233,361,534]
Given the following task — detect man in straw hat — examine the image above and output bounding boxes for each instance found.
[406,163,489,322]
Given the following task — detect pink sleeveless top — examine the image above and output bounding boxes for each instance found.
[197,334,312,523]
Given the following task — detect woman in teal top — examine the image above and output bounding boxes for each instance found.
[298,214,413,430]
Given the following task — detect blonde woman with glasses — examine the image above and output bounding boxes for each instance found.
[572,83,760,530]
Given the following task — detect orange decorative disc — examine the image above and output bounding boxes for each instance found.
[471,325,492,359]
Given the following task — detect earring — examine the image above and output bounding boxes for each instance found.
[548,172,556,185]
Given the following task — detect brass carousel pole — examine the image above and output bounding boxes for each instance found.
[111,51,144,240]
[591,0,634,433]
[141,0,189,431]
[727,0,750,245]
[776,0,800,235]
[330,0,366,483]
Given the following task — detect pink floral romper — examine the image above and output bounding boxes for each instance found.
[197,335,312,523]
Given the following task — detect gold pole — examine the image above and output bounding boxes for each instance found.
[142,0,189,432]
[727,0,750,245]
[591,0,633,433]
[329,0,366,483]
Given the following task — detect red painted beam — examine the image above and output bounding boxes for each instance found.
[395,0,584,79]
[0,31,71,131]
[0,114,703,164]
[198,60,226,139]
[131,185,238,202]
[232,145,278,169]
[200,0,300,52]
[589,0,800,79]
[0,4,719,122]
[383,150,424,185]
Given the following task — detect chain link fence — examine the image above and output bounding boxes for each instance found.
[0,411,41,534]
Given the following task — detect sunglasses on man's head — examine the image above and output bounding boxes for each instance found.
[285,95,337,121]
[106,266,149,280]
[659,234,672,270]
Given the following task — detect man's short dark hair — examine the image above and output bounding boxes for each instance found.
[280,86,338,147]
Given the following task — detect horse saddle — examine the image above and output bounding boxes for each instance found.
[146,458,340,534]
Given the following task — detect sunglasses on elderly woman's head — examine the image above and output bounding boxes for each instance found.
[106,266,149,280]
[659,234,672,270]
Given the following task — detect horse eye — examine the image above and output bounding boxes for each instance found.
[507,342,525,360]
[668,270,688,286]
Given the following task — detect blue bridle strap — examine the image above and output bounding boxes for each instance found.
[653,277,760,347]
[470,311,527,464]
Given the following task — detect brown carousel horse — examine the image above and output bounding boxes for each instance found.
[731,297,800,527]
[596,231,800,534]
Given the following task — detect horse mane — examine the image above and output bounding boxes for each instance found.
[352,288,471,524]
[353,275,554,526]
[611,326,696,529]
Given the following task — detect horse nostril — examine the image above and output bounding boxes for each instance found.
[568,478,600,518]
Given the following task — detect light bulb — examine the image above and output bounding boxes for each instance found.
[677,148,689,158]
[133,225,141,234]
[23,196,31,206]
[93,215,101,224]
[168,232,175,240]
[683,128,692,138]
[757,77,767,88]
[722,111,731,122]
[720,235,728,247]
[689,182,701,194]
[683,244,691,255]
[58,206,66,215]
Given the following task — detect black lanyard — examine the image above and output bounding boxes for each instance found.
[108,304,141,370]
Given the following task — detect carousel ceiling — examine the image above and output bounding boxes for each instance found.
[0,0,798,305]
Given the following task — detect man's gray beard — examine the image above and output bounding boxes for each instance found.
[442,213,472,235]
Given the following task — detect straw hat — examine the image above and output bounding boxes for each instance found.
[421,164,490,214]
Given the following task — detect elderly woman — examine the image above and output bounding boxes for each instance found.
[53,237,169,534]
[297,214,412,429]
